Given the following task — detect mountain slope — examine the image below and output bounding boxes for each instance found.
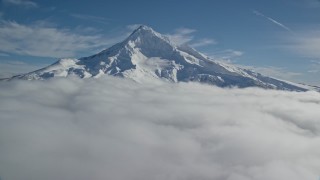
[11,25,311,91]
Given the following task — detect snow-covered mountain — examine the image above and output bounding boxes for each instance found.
[10,25,313,91]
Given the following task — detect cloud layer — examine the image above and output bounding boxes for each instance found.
[0,77,320,180]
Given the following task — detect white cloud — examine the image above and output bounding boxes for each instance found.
[209,49,244,60]
[190,38,217,48]
[0,77,320,180]
[244,65,302,81]
[285,30,320,59]
[307,60,320,73]
[232,50,244,56]
[308,69,319,73]
[167,28,216,48]
[174,27,196,35]
[166,28,196,45]
[253,10,293,33]
[0,21,125,58]
[3,0,38,8]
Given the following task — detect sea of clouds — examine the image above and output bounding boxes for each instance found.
[0,77,320,180]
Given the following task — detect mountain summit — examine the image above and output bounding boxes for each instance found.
[10,25,312,91]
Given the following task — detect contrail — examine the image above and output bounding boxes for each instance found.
[253,10,293,33]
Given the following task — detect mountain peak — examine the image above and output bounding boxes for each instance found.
[127,25,169,43]
[136,25,153,31]
[9,26,313,91]
[129,25,156,36]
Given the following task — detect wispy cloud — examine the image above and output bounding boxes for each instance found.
[70,13,111,24]
[253,10,293,33]
[208,49,244,60]
[0,20,126,58]
[3,0,38,8]
[166,28,196,45]
[284,30,320,59]
[307,60,320,73]
[167,28,216,47]
[244,65,302,81]
[190,38,216,48]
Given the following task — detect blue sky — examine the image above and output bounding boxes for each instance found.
[0,0,320,85]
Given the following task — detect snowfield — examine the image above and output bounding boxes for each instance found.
[0,77,320,180]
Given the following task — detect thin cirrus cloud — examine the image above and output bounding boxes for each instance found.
[167,28,216,48]
[190,38,217,48]
[0,20,125,58]
[251,10,320,63]
[307,60,320,73]
[166,28,196,45]
[285,30,320,59]
[0,77,320,180]
[241,65,302,81]
[208,49,244,60]
[253,10,293,33]
[2,0,38,8]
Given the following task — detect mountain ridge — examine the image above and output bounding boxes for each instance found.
[8,25,317,91]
